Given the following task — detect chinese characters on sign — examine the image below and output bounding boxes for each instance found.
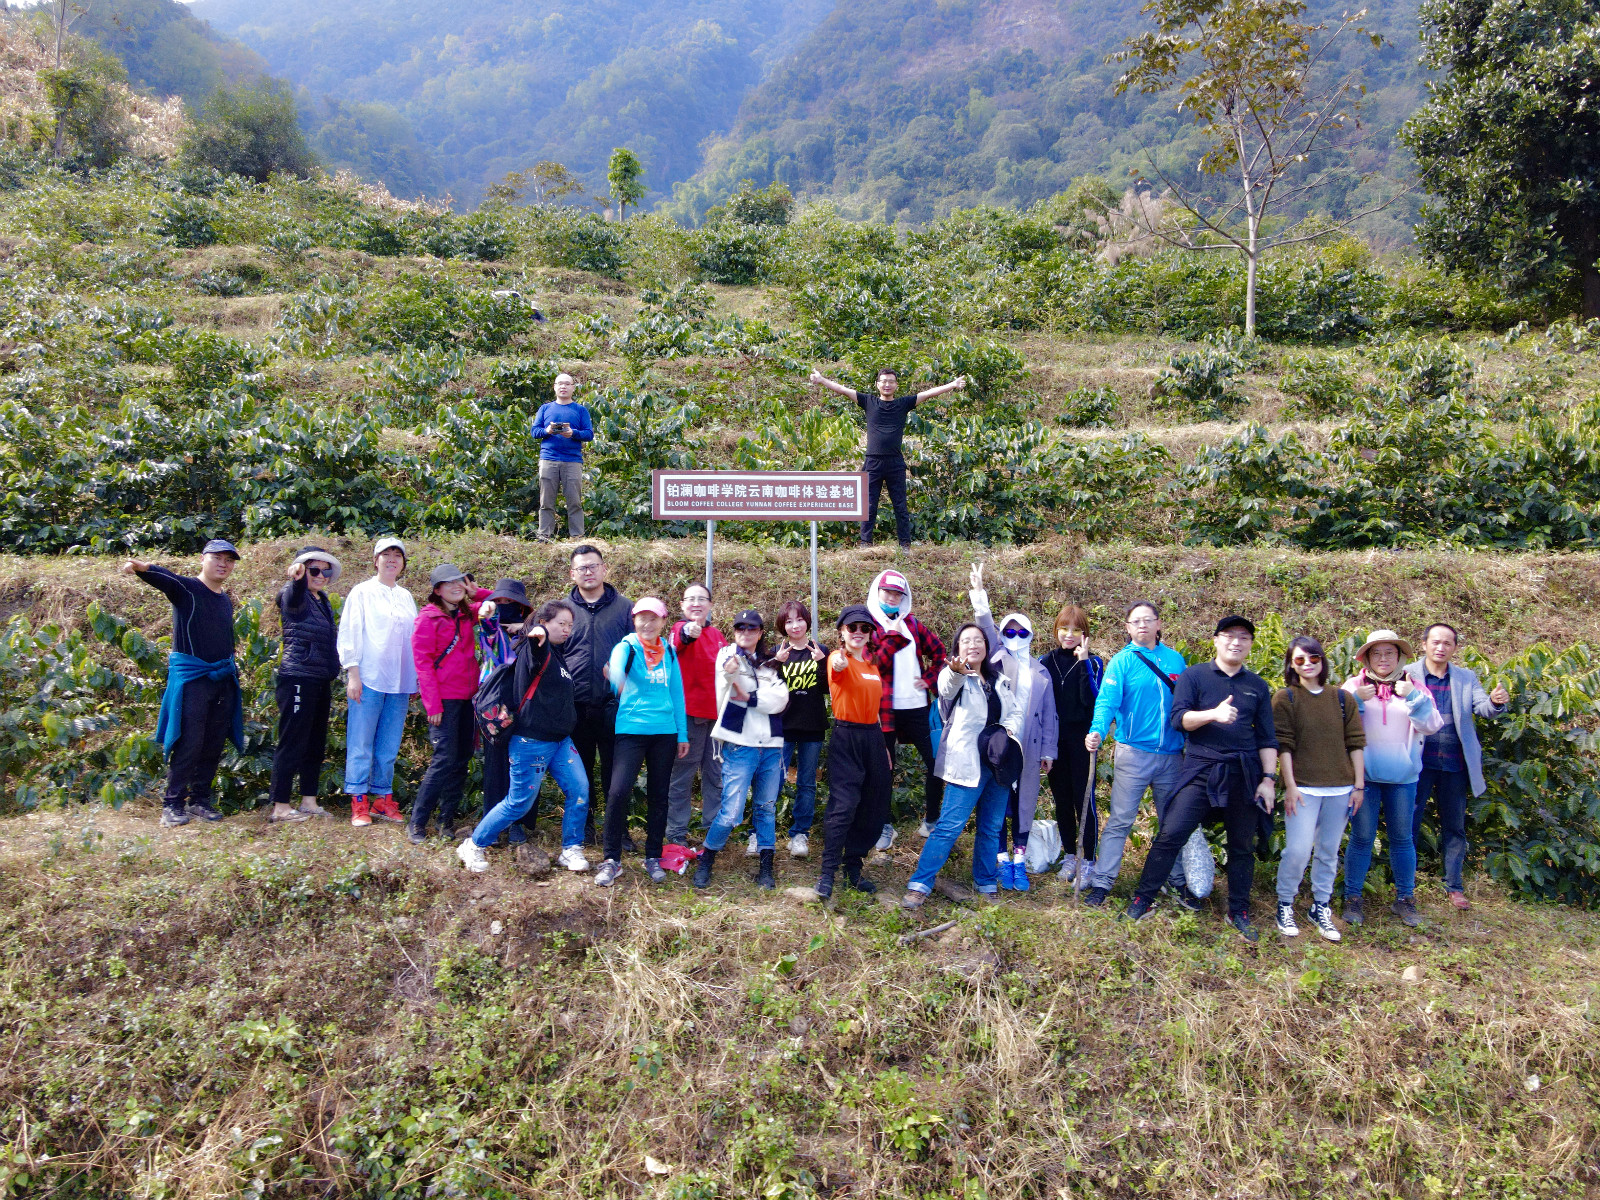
[651,471,870,521]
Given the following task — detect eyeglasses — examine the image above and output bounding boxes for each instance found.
[572,563,602,574]
[305,566,329,578]
[844,623,874,633]
[733,624,761,633]
[1127,616,1159,626]
[1291,654,1322,665]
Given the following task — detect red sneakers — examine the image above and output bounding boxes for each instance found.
[371,794,404,823]
[350,796,372,827]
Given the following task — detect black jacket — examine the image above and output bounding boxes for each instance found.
[1040,649,1103,727]
[511,635,577,742]
[565,583,632,706]
[277,578,338,681]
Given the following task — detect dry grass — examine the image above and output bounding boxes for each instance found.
[0,803,1595,1198]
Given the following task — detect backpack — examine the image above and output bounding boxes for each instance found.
[473,643,550,749]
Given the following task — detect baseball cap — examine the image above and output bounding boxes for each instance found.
[428,563,468,588]
[372,537,407,560]
[631,597,669,618]
[837,603,875,629]
[1215,615,1257,637]
[732,608,765,629]
[201,539,239,558]
[877,569,909,594]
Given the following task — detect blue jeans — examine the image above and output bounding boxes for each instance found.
[1414,766,1471,892]
[1091,743,1204,893]
[472,736,589,849]
[1343,780,1417,900]
[907,766,1008,895]
[784,739,822,836]
[1276,788,1351,905]
[343,688,409,795]
[704,743,782,852]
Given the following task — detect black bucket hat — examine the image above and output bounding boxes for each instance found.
[978,724,1024,788]
[487,578,529,607]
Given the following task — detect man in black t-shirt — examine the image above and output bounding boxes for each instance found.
[809,366,967,549]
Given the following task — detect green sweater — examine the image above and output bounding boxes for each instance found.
[1271,683,1365,787]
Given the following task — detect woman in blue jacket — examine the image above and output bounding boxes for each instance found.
[596,597,689,886]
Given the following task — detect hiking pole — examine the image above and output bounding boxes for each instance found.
[1074,748,1097,904]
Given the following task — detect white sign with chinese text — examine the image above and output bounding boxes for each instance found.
[651,470,869,521]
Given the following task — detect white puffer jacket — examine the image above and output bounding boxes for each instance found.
[710,646,790,749]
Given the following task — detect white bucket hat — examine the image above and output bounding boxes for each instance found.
[1354,628,1414,663]
[291,545,342,584]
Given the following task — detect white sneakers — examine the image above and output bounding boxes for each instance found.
[875,825,898,852]
[456,839,488,874]
[557,845,590,872]
[1060,855,1095,890]
[746,833,760,857]
[916,821,934,838]
[788,833,809,858]
[1275,902,1301,937]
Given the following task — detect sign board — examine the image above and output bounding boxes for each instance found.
[651,470,869,522]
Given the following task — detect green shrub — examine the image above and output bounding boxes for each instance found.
[170,331,276,393]
[522,206,627,277]
[152,194,219,248]
[1279,351,1360,416]
[585,385,703,537]
[1057,385,1121,427]
[179,81,316,183]
[192,270,247,297]
[485,356,562,405]
[1148,343,1248,420]
[691,221,779,284]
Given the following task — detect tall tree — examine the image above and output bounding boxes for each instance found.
[1402,0,1600,320]
[1112,0,1382,334]
[606,147,646,221]
[180,81,315,182]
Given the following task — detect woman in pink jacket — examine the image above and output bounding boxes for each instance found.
[409,563,491,844]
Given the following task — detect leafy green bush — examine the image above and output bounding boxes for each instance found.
[485,356,562,405]
[1148,343,1248,420]
[521,205,627,277]
[1279,351,1360,416]
[1057,384,1121,427]
[357,274,536,354]
[691,221,779,284]
[179,81,316,183]
[170,332,275,394]
[585,385,703,537]
[152,194,219,248]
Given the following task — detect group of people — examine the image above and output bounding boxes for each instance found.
[126,539,1508,939]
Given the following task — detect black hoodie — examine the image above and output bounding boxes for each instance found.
[565,583,633,705]
[511,634,577,742]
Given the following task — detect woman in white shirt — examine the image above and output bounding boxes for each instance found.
[901,623,1022,907]
[336,538,418,827]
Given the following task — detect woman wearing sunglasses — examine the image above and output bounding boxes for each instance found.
[694,609,790,890]
[969,563,1057,889]
[269,546,343,824]
[1271,636,1365,941]
[813,606,892,899]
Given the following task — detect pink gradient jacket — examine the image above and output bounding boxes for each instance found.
[412,588,491,716]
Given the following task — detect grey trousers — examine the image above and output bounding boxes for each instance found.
[538,459,585,539]
[1091,742,1212,895]
[665,715,723,845]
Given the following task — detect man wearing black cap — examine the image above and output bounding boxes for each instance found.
[120,540,245,827]
[1125,615,1278,940]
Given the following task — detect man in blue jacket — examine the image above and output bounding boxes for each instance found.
[533,372,594,541]
[1082,600,1212,908]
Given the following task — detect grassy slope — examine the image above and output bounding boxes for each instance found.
[2,799,1597,1199]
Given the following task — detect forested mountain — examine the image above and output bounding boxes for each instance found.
[670,0,1426,237]
[191,0,834,205]
[72,0,266,102]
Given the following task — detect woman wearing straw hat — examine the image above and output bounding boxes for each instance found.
[269,546,343,824]
[1340,629,1443,928]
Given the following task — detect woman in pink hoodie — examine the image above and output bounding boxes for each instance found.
[409,563,491,843]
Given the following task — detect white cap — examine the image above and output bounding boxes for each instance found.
[372,537,406,560]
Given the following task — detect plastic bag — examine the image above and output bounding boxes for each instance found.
[1179,828,1215,898]
[1024,818,1063,874]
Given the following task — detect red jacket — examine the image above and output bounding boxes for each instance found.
[670,620,728,721]
[413,588,491,716]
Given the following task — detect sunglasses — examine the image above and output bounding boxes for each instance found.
[1292,653,1323,665]
[844,622,874,633]
[1003,629,1032,640]
[304,566,330,578]
[733,624,761,632]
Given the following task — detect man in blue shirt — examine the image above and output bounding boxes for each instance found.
[1126,615,1278,941]
[1082,600,1212,908]
[532,372,594,541]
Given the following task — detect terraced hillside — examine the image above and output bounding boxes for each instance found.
[1,160,1599,1197]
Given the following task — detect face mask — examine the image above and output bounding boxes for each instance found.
[879,599,901,617]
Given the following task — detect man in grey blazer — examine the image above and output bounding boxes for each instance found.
[1404,623,1510,911]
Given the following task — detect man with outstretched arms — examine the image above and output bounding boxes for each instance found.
[808,366,966,549]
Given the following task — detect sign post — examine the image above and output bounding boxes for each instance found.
[652,470,869,624]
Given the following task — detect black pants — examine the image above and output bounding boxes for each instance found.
[572,699,618,844]
[885,705,943,823]
[270,677,331,806]
[860,454,911,547]
[412,699,474,834]
[604,733,676,862]
[819,721,892,886]
[163,674,237,809]
[1049,724,1098,859]
[1134,767,1260,917]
